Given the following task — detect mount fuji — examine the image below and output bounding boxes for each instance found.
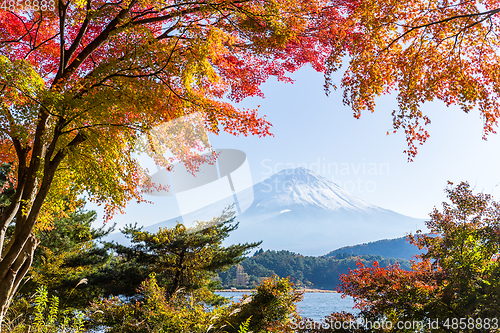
[139,167,426,256]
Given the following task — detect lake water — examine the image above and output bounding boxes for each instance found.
[215,292,358,321]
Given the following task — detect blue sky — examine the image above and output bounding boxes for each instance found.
[209,66,500,218]
[89,65,500,230]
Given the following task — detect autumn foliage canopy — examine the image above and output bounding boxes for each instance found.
[2,0,500,327]
[327,0,500,158]
[339,182,500,330]
[0,0,356,321]
[0,0,357,222]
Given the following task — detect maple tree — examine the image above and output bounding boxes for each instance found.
[0,0,357,325]
[338,182,500,332]
[326,0,500,159]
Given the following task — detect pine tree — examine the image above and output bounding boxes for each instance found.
[104,208,260,298]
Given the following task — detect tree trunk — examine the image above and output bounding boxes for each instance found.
[0,120,85,329]
[0,234,39,332]
[172,249,186,295]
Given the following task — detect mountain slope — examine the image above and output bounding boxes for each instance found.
[324,236,422,260]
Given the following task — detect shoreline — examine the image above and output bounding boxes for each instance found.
[215,288,337,293]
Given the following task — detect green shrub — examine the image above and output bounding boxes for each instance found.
[90,273,228,333]
[4,285,85,333]
[90,274,303,333]
[223,276,303,333]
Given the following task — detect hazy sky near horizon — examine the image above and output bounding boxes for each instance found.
[89,65,500,230]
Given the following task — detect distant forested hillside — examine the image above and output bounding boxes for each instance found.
[217,250,411,290]
[324,236,422,260]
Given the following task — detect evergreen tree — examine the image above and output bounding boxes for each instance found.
[15,206,114,311]
[105,208,261,299]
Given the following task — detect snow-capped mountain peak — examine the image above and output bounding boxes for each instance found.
[252,167,377,212]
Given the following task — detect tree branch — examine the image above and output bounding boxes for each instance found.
[383,7,500,52]
[53,0,138,89]
[64,0,92,68]
[57,0,68,79]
